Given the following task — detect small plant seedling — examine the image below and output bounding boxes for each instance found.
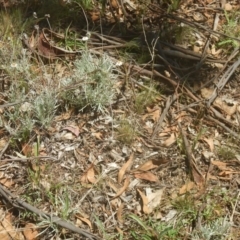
[94,214,119,239]
[56,190,72,220]
[218,10,240,48]
[172,194,198,221]
[165,0,181,12]
[128,214,179,239]
[134,85,159,114]
[117,119,136,145]
[27,160,42,188]
[74,0,93,10]
[217,146,235,160]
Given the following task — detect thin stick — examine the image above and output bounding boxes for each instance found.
[0,184,101,240]
[207,58,240,107]
[151,94,178,140]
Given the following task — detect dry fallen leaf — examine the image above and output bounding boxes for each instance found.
[55,109,74,121]
[0,213,24,240]
[116,227,123,235]
[92,132,103,140]
[201,88,238,116]
[76,218,83,227]
[0,138,7,152]
[211,161,238,177]
[179,181,196,195]
[110,198,119,209]
[29,32,36,49]
[118,153,134,184]
[163,133,177,147]
[23,223,38,240]
[0,178,14,188]
[62,125,80,137]
[117,203,124,224]
[201,87,213,99]
[22,143,32,157]
[37,32,59,59]
[211,160,228,170]
[142,107,161,122]
[28,160,46,173]
[87,166,97,184]
[203,137,214,152]
[134,159,168,172]
[108,181,118,193]
[219,171,232,177]
[111,0,118,8]
[75,215,92,230]
[0,213,14,240]
[211,45,222,55]
[224,3,232,11]
[146,188,164,213]
[80,164,97,184]
[112,177,130,199]
[137,189,150,214]
[214,98,237,116]
[190,161,204,186]
[90,11,100,21]
[134,171,159,182]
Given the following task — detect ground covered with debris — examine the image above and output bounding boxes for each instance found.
[0,0,240,239]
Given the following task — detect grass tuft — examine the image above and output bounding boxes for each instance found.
[117,118,136,145]
[217,146,235,160]
[134,85,158,114]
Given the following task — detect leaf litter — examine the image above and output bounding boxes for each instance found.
[0,0,240,239]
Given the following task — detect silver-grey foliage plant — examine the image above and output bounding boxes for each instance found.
[34,90,58,127]
[191,217,231,240]
[62,51,117,112]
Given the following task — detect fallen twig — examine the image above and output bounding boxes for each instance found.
[207,58,240,107]
[2,155,59,162]
[178,122,204,185]
[193,47,239,92]
[0,140,10,160]
[0,101,23,109]
[90,43,240,140]
[0,184,101,240]
[207,116,240,140]
[151,94,178,140]
[162,13,240,43]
